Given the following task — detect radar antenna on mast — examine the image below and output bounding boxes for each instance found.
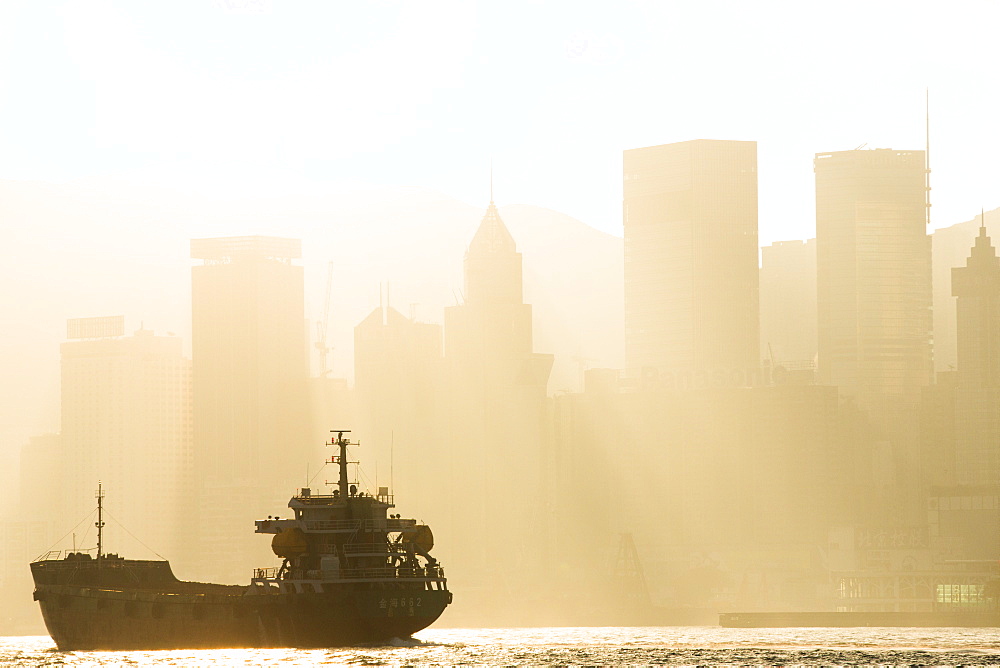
[329,430,357,499]
[95,482,105,561]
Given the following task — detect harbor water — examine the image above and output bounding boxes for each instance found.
[4,626,1000,666]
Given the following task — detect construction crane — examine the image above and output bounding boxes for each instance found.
[315,261,334,377]
[572,354,596,391]
[612,533,650,607]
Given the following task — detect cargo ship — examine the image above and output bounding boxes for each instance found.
[30,431,452,650]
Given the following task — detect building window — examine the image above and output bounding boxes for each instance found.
[936,583,985,610]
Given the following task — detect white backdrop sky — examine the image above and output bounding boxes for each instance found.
[1,0,998,244]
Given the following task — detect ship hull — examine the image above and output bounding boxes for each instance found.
[34,583,451,650]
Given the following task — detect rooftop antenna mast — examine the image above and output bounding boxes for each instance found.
[926,87,931,227]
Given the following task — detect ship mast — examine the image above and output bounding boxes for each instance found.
[334,430,351,498]
[95,482,105,560]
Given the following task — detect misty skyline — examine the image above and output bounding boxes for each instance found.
[6,145,1000,631]
[4,181,1000,496]
[7,0,1000,637]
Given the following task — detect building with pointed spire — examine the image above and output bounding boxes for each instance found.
[446,201,534,363]
[952,215,1000,485]
[911,215,1000,563]
[443,196,552,430]
[442,198,553,607]
[953,217,1000,387]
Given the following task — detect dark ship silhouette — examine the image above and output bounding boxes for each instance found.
[30,431,452,650]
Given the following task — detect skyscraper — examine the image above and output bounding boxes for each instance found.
[446,201,533,363]
[623,139,759,382]
[443,200,553,430]
[815,149,933,405]
[190,235,309,579]
[442,200,553,606]
[353,304,443,501]
[953,219,1000,387]
[952,216,1000,484]
[59,317,191,560]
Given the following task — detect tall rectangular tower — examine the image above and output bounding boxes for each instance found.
[354,306,443,515]
[623,139,759,379]
[190,236,308,579]
[59,319,191,560]
[815,149,932,405]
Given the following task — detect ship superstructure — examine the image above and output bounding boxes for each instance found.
[30,431,451,650]
[248,431,450,628]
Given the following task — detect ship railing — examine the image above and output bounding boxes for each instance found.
[342,542,411,556]
[253,567,280,580]
[367,518,417,532]
[302,519,362,532]
[335,565,446,580]
[33,550,159,566]
[300,518,418,532]
[33,548,102,562]
[260,564,446,582]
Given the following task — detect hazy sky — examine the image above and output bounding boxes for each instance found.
[1,0,998,243]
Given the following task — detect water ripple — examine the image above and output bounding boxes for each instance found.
[4,627,1000,666]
